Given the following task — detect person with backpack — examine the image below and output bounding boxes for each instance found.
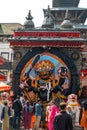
[12,95,22,129]
[54,102,73,130]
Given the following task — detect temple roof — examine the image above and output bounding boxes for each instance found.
[48,7,87,11]
[74,24,87,29]
[9,1,86,49]
[43,7,87,25]
[52,0,80,7]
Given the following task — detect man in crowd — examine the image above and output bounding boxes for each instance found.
[34,99,42,130]
[12,95,22,129]
[54,102,73,130]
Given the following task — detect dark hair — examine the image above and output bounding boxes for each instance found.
[27,78,32,86]
[60,102,66,110]
[84,101,87,110]
[37,98,41,102]
[4,101,8,106]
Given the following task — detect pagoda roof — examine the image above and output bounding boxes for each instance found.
[46,7,87,11]
[74,24,87,30]
[52,0,80,8]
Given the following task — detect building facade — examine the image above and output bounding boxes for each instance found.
[0,23,23,84]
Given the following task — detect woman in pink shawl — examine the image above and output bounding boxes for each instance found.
[48,101,60,130]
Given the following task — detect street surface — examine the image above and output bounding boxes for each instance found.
[10,126,83,130]
[9,118,84,130]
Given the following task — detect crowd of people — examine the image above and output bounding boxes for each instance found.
[0,91,87,130]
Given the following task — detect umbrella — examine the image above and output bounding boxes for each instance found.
[0,82,11,91]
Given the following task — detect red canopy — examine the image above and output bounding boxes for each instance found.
[0,82,11,91]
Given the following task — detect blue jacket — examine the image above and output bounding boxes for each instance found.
[35,103,42,116]
[1,106,11,120]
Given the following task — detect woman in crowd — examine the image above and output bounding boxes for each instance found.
[1,100,11,130]
[47,101,59,130]
[80,101,87,130]
[23,100,33,130]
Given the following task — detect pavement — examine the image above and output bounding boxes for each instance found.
[9,120,84,130]
[74,126,83,130]
[20,126,84,130]
[10,126,83,130]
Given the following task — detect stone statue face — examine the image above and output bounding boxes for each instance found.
[52,0,80,7]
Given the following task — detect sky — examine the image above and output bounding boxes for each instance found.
[0,0,87,27]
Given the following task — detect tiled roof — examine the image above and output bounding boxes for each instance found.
[0,23,23,35]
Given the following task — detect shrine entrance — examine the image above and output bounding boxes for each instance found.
[13,47,78,102]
